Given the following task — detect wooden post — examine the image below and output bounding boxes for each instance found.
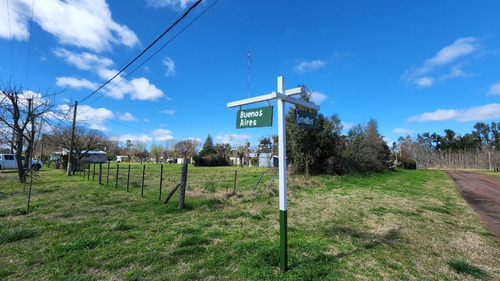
[27,169,33,213]
[115,164,119,189]
[232,170,237,195]
[141,165,145,197]
[87,163,90,180]
[126,164,131,192]
[178,163,188,209]
[83,164,86,178]
[92,163,96,181]
[159,164,163,201]
[98,162,102,185]
[253,170,266,191]
[106,161,110,186]
[164,181,181,204]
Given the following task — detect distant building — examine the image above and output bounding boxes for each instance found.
[248,151,276,168]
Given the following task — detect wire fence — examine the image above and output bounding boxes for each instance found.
[78,162,279,201]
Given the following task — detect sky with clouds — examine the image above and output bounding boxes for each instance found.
[1,0,500,148]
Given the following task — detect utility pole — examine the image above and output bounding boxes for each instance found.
[67,101,78,176]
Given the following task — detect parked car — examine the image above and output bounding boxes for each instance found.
[0,154,43,171]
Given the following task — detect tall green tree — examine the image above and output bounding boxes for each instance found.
[199,134,216,157]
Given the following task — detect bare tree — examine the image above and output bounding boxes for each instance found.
[174,139,200,161]
[0,84,57,183]
[51,125,108,171]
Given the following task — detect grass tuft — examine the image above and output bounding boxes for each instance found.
[447,259,491,280]
[0,228,37,243]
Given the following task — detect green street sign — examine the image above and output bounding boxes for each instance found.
[236,106,273,129]
[296,109,316,129]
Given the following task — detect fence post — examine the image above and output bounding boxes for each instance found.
[159,164,163,201]
[126,164,131,192]
[92,163,96,181]
[106,161,110,186]
[233,170,237,195]
[98,162,102,185]
[141,165,146,197]
[87,163,90,181]
[178,163,188,209]
[115,164,119,189]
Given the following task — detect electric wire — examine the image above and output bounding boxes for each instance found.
[6,0,16,83]
[79,0,203,104]
[86,0,220,106]
[24,0,36,87]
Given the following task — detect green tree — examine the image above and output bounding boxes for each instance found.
[132,141,149,164]
[343,119,391,173]
[199,134,216,157]
[150,144,163,163]
[285,88,343,177]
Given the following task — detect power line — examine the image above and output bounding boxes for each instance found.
[87,0,220,106]
[79,0,203,104]
[24,0,36,87]
[6,0,16,83]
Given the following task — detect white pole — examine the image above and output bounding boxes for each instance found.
[277,76,287,271]
[277,76,287,212]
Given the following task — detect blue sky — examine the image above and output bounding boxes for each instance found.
[1,0,500,148]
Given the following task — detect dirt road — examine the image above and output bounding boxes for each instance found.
[445,170,500,237]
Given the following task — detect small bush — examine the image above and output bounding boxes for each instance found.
[447,259,490,280]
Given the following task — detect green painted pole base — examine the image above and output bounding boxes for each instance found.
[280,210,288,271]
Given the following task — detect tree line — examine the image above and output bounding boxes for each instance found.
[395,122,500,170]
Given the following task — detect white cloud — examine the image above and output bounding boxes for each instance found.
[129,78,164,101]
[487,82,500,96]
[114,134,153,144]
[215,133,251,145]
[404,37,479,86]
[53,48,113,70]
[151,128,174,142]
[1,0,139,52]
[415,76,434,87]
[53,49,166,102]
[310,91,327,105]
[294,59,326,73]
[56,77,98,90]
[0,0,29,40]
[146,0,197,9]
[144,118,150,122]
[407,104,500,122]
[392,128,416,135]
[439,64,470,81]
[163,57,176,77]
[427,37,478,66]
[159,109,175,115]
[117,112,137,121]
[57,104,114,131]
[18,91,50,108]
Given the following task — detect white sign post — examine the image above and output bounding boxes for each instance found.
[227,76,319,271]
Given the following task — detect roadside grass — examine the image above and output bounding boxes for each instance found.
[0,166,499,280]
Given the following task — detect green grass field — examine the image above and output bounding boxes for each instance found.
[1,164,499,280]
